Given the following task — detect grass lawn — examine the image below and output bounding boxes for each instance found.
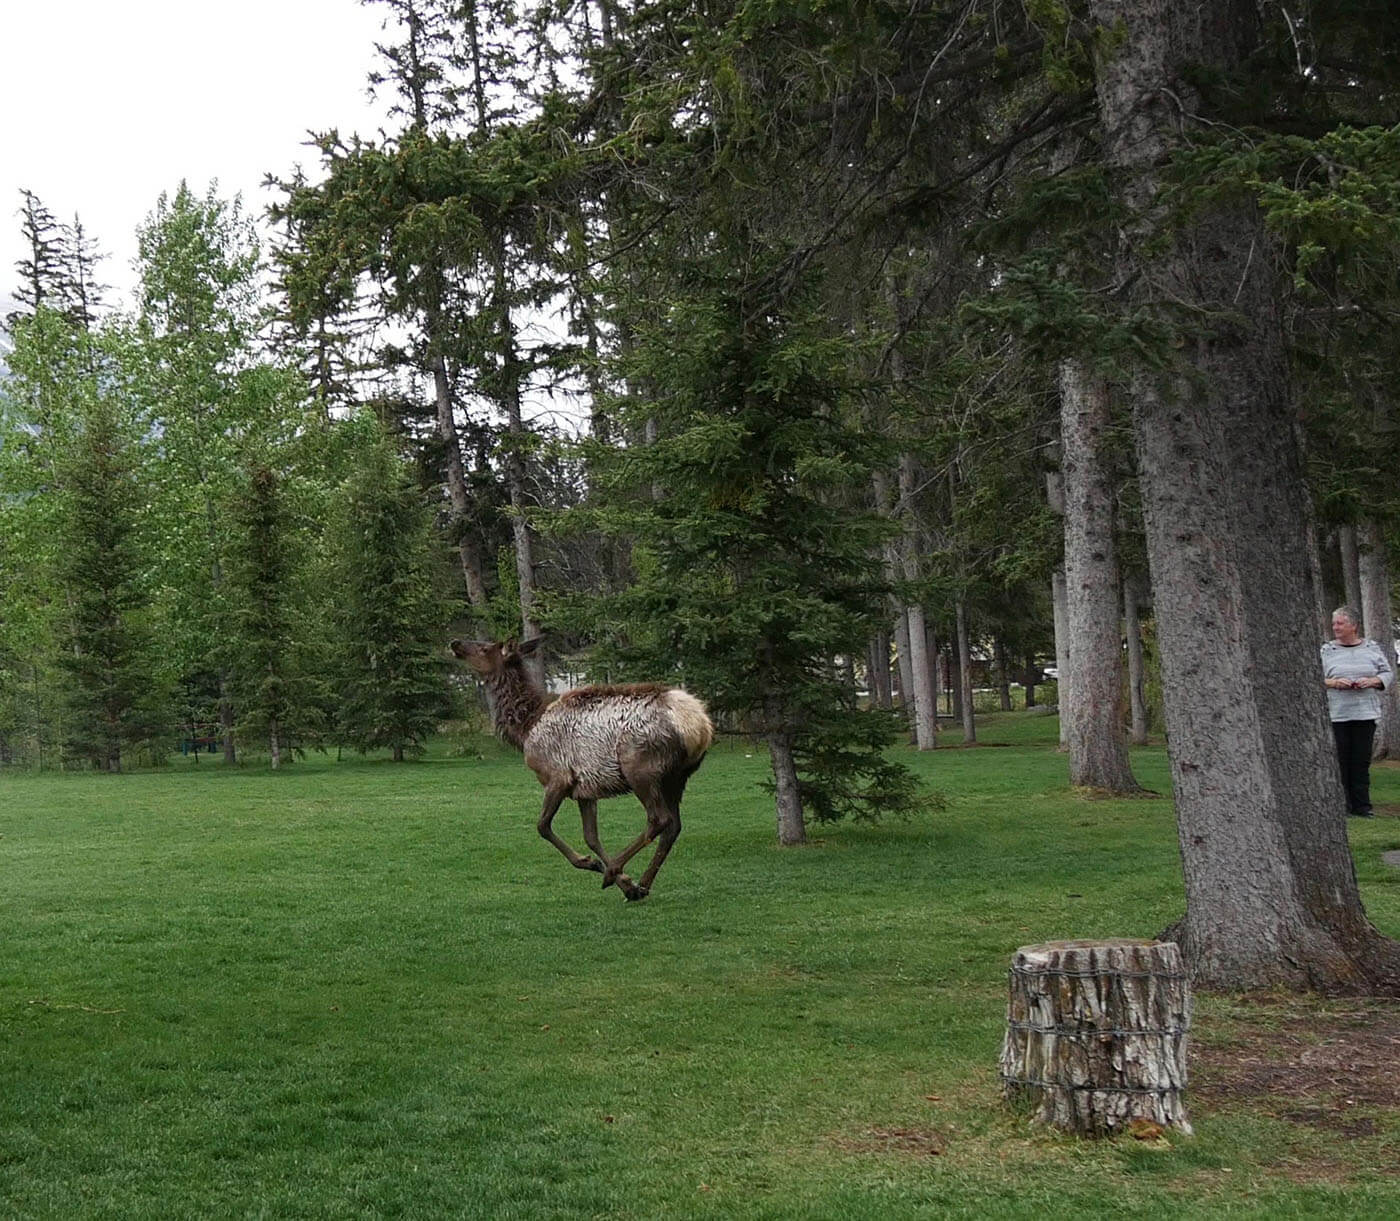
[3,713,1398,1218]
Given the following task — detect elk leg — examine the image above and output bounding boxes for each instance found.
[636,809,682,892]
[577,799,614,875]
[537,784,604,873]
[602,784,668,891]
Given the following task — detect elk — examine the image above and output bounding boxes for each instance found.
[450,637,713,901]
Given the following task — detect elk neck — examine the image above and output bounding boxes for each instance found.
[485,662,548,750]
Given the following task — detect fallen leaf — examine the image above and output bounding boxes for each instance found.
[1127,1118,1166,1141]
[924,1094,941,1102]
[540,1024,550,1031]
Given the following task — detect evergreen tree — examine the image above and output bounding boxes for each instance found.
[225,455,327,767]
[53,364,167,771]
[333,412,453,760]
[568,258,923,842]
[10,190,67,325]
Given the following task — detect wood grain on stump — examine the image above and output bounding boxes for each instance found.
[999,939,1191,1136]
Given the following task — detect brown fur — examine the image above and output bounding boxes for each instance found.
[449,637,711,901]
[555,682,672,705]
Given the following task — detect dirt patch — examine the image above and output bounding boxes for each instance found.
[829,1126,946,1157]
[1192,998,1400,1132]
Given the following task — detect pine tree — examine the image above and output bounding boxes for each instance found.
[54,376,167,771]
[10,190,67,325]
[568,257,923,843]
[333,413,452,760]
[225,456,326,767]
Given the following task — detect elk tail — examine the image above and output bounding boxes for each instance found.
[665,690,714,763]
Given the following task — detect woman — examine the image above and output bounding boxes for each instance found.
[1321,605,1393,817]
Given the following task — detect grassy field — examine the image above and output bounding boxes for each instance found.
[3,713,1398,1218]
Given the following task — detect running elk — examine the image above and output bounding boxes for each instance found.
[450,637,713,901]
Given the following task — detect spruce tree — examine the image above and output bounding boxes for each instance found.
[54,376,166,771]
[225,456,327,767]
[333,413,452,761]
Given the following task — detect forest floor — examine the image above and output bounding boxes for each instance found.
[2,712,1397,1218]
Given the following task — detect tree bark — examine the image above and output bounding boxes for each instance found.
[867,630,892,708]
[874,463,936,747]
[956,598,976,743]
[994,637,1013,712]
[1303,496,1331,640]
[898,455,938,749]
[768,731,806,846]
[1339,524,1363,615]
[1059,361,1139,791]
[1358,519,1400,759]
[498,294,544,686]
[430,351,490,611]
[1000,940,1191,1137]
[1091,0,1400,992]
[1050,567,1070,748]
[1123,574,1150,747]
[1046,466,1071,747]
[893,608,913,721]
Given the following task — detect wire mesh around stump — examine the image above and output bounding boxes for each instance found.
[999,939,1191,1137]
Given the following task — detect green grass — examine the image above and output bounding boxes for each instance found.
[2,715,1398,1218]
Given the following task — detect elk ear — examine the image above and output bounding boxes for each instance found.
[517,636,543,657]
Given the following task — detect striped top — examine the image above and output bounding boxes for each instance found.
[1320,638,1394,722]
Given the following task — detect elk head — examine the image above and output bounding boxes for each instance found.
[450,637,541,676]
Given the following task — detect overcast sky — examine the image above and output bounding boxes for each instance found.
[1,0,394,309]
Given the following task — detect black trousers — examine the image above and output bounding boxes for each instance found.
[1332,719,1376,814]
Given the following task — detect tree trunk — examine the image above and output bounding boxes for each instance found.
[1023,654,1037,709]
[1000,940,1191,1137]
[956,598,976,744]
[1303,495,1331,640]
[892,609,913,717]
[1092,0,1400,992]
[874,462,935,746]
[994,637,1013,712]
[947,646,962,725]
[768,732,806,846]
[925,620,942,717]
[1059,361,1139,791]
[1123,574,1150,747]
[897,456,938,748]
[1339,524,1362,615]
[219,675,236,766]
[498,307,544,686]
[269,719,281,770]
[1358,519,1400,759]
[867,630,892,709]
[430,351,490,611]
[1050,567,1070,748]
[1046,465,1071,747]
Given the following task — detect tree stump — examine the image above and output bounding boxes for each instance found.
[999,939,1191,1137]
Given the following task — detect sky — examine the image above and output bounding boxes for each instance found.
[1,0,395,310]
